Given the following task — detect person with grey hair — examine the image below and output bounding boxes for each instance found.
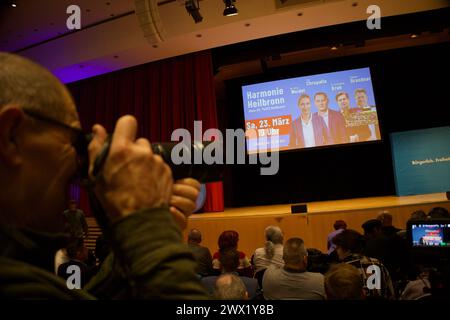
[187,228,213,276]
[252,225,284,273]
[213,273,249,300]
[262,238,325,300]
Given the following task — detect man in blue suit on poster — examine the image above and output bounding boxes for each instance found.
[312,92,348,145]
[289,94,330,148]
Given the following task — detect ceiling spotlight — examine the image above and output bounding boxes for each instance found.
[11,3,17,7]
[410,33,419,39]
[223,0,238,17]
[185,0,203,23]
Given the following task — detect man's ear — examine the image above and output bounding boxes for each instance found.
[0,106,26,167]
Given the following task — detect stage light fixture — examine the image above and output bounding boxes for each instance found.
[185,0,203,23]
[223,0,238,17]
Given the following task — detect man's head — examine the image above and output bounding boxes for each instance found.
[333,220,347,231]
[214,274,248,300]
[297,94,311,118]
[428,207,450,219]
[314,92,329,113]
[332,229,364,261]
[325,263,365,300]
[336,92,350,112]
[188,228,202,245]
[0,52,81,233]
[362,219,383,237]
[377,210,393,227]
[354,89,368,108]
[264,225,283,244]
[68,199,78,211]
[282,237,308,271]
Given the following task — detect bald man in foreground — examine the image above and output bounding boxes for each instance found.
[0,52,208,299]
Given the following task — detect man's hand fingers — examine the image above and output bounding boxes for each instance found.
[170,195,197,216]
[136,137,152,151]
[170,206,188,230]
[88,124,107,176]
[173,178,201,200]
[111,115,138,148]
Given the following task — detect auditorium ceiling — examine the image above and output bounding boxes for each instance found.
[0,0,448,83]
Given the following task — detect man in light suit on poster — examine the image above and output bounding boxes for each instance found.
[289,94,330,148]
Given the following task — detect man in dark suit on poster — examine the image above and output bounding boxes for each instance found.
[312,92,348,145]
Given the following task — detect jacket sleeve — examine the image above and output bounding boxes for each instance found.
[89,207,209,299]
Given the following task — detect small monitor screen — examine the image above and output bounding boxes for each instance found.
[411,223,450,247]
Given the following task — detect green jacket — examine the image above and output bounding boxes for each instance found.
[0,208,208,299]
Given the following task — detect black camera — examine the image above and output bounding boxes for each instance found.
[88,135,223,183]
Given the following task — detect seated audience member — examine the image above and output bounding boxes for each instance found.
[62,199,89,239]
[57,238,96,288]
[428,207,450,219]
[327,220,347,255]
[0,52,207,299]
[332,229,395,299]
[410,210,427,220]
[363,218,410,284]
[307,248,330,274]
[212,230,252,277]
[214,273,249,300]
[325,263,365,300]
[187,228,213,277]
[263,238,325,300]
[252,225,284,273]
[377,211,400,234]
[55,237,96,274]
[400,269,431,300]
[203,249,259,299]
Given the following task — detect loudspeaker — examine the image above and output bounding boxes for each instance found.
[134,0,166,45]
[291,204,307,214]
[446,191,450,200]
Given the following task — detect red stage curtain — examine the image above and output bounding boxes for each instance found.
[68,50,224,214]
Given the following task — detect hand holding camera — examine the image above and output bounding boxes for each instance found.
[88,115,173,222]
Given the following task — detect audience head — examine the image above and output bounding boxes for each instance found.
[332,229,364,261]
[428,207,450,219]
[377,211,393,227]
[361,219,382,237]
[188,228,202,245]
[218,230,239,252]
[333,220,347,230]
[219,249,240,273]
[68,199,78,211]
[0,53,81,233]
[325,263,365,300]
[264,225,283,259]
[66,237,85,260]
[283,237,308,271]
[214,273,248,300]
[410,210,427,220]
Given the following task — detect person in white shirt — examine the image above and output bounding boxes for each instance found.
[253,225,284,273]
[289,94,330,148]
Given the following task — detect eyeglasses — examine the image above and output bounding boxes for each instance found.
[22,108,89,179]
